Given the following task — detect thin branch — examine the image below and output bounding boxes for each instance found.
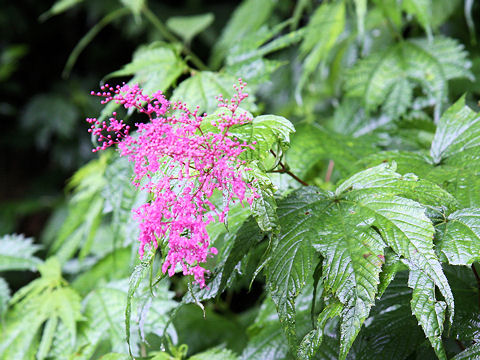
[325,160,334,182]
[269,150,309,186]
[142,7,208,71]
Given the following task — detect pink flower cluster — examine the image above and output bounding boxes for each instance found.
[87,80,257,287]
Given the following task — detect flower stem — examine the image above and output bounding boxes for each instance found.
[269,150,309,186]
[142,7,209,71]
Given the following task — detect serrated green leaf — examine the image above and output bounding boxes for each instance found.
[51,154,110,263]
[71,278,176,359]
[171,71,256,115]
[266,187,331,350]
[232,114,295,161]
[345,40,447,120]
[106,42,186,94]
[436,208,480,265]
[408,269,447,360]
[411,36,473,81]
[337,162,458,211]
[313,206,385,360]
[355,271,425,360]
[166,13,214,44]
[0,258,82,360]
[297,301,342,360]
[430,95,480,163]
[353,195,454,322]
[0,233,42,272]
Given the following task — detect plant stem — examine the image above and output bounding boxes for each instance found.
[269,150,309,186]
[142,7,208,71]
[63,7,130,78]
[325,160,334,182]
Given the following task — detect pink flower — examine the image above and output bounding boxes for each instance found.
[88,79,258,287]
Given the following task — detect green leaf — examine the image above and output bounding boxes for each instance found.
[171,71,256,115]
[0,233,42,272]
[266,187,331,350]
[297,301,342,359]
[211,0,277,68]
[430,95,480,164]
[312,205,385,360]
[232,114,295,161]
[225,23,304,85]
[355,271,425,360]
[71,278,176,359]
[436,208,480,266]
[185,216,264,302]
[411,36,473,81]
[166,13,214,44]
[350,194,454,321]
[126,253,153,355]
[0,258,82,359]
[51,154,110,263]
[103,156,148,247]
[345,40,447,120]
[297,1,345,100]
[247,164,279,232]
[264,162,457,358]
[72,247,132,296]
[106,42,187,94]
[408,270,447,360]
[36,316,58,360]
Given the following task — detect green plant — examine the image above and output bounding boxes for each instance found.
[1,0,480,359]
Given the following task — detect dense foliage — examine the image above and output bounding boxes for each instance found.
[1,0,480,359]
